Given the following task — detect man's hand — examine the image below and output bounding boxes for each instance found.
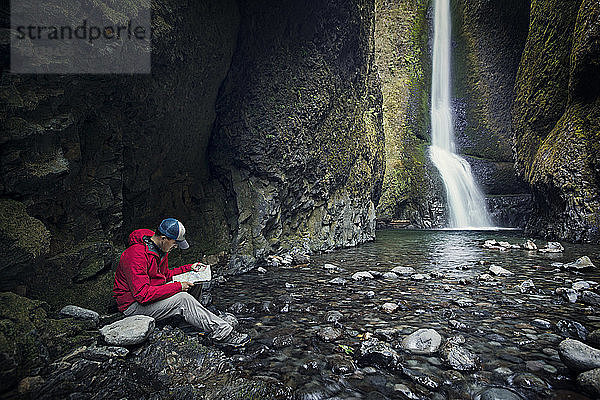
[181,281,194,291]
[191,262,208,272]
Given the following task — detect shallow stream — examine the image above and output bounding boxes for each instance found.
[212,230,600,399]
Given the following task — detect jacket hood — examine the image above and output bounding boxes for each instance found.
[128,229,156,246]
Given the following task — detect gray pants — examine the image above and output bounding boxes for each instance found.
[124,292,232,340]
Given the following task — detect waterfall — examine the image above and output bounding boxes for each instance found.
[428,0,493,229]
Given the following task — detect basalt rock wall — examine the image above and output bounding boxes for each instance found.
[513,0,600,242]
[210,0,385,272]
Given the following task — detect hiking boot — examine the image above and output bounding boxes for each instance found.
[217,330,250,347]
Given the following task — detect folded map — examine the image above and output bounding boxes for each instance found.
[172,265,211,283]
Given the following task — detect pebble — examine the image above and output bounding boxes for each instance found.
[489,265,513,276]
[325,310,344,323]
[411,274,426,281]
[380,303,398,313]
[352,271,374,281]
[391,266,415,275]
[531,319,552,329]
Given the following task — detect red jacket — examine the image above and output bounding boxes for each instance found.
[113,229,192,312]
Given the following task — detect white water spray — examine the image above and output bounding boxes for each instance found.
[428,0,493,229]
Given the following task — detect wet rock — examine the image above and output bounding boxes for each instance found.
[475,387,524,400]
[588,330,600,347]
[518,279,536,293]
[401,328,442,355]
[368,271,383,279]
[257,267,267,274]
[577,368,600,397]
[352,271,374,281]
[556,320,588,341]
[59,305,100,325]
[374,328,398,342]
[261,301,276,313]
[317,327,342,342]
[227,302,249,314]
[327,354,355,374]
[523,240,537,250]
[358,338,400,369]
[440,342,480,371]
[559,338,600,372]
[489,265,513,276]
[219,312,239,330]
[556,287,578,303]
[391,266,415,275]
[563,256,596,271]
[511,372,549,391]
[382,272,398,280]
[393,383,419,400]
[82,344,129,361]
[17,376,45,396]
[483,239,506,250]
[539,242,564,253]
[411,274,426,281]
[285,282,295,288]
[402,367,441,390]
[324,263,345,272]
[99,315,154,346]
[531,319,552,329]
[292,252,310,265]
[573,281,591,291]
[453,298,475,307]
[272,334,294,349]
[449,320,467,329]
[581,291,600,307]
[328,277,347,285]
[479,273,495,281]
[325,311,344,324]
[360,290,376,298]
[380,302,398,313]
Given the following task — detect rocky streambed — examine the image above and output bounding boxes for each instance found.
[5,229,600,399]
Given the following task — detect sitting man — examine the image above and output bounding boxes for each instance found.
[113,218,249,347]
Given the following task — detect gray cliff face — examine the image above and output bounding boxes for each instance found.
[0,0,384,305]
[210,0,385,270]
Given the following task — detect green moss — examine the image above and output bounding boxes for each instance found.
[0,199,50,259]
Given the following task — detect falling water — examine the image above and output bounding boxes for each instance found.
[429,0,493,229]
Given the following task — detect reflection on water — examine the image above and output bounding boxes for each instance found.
[212,230,600,400]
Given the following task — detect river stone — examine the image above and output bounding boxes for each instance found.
[317,327,342,342]
[577,368,600,397]
[523,240,537,250]
[328,277,347,285]
[411,274,426,281]
[573,281,591,291]
[511,372,549,391]
[391,266,415,275]
[479,273,494,281]
[489,265,513,276]
[519,279,536,293]
[556,320,588,341]
[539,242,564,253]
[325,310,344,323]
[531,319,552,329]
[559,339,600,372]
[381,302,398,313]
[581,291,600,307]
[564,256,595,271]
[383,272,398,280]
[440,343,480,371]
[59,305,100,325]
[358,338,400,369]
[401,329,442,355]
[475,387,525,400]
[257,267,267,274]
[556,288,578,303]
[352,271,374,280]
[272,334,294,348]
[588,330,600,348]
[99,315,155,346]
[374,328,399,342]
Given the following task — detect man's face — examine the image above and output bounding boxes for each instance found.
[159,236,178,253]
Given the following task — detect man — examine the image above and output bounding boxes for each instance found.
[113,218,249,347]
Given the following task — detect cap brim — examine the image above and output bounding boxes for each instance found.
[177,239,189,250]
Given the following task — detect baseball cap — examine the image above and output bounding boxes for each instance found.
[158,218,189,250]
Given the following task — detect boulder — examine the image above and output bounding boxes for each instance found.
[401,328,442,355]
[523,240,537,250]
[382,272,399,280]
[577,368,600,397]
[556,320,588,341]
[440,342,480,371]
[539,242,564,253]
[559,338,600,372]
[381,303,398,313]
[99,316,155,346]
[476,387,524,400]
[317,327,343,342]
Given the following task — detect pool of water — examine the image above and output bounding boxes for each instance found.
[212,229,600,399]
